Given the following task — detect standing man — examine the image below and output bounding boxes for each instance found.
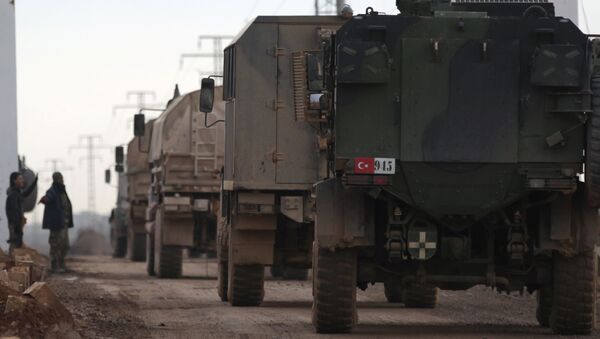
[40,172,73,272]
[5,172,38,255]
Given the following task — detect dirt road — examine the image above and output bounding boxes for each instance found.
[48,256,598,338]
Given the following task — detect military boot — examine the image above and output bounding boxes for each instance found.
[56,257,66,273]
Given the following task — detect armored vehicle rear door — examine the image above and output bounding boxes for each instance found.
[275,24,334,184]
[400,37,520,163]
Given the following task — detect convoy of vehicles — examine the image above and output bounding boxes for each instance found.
[105,0,598,335]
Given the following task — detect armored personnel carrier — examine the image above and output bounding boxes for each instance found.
[124,124,154,262]
[141,88,225,278]
[200,15,346,305]
[302,0,599,334]
[108,170,129,258]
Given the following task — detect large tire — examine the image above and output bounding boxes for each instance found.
[312,247,357,333]
[536,286,552,327]
[550,249,597,335]
[384,281,403,303]
[217,259,228,302]
[227,263,264,306]
[586,74,600,207]
[146,232,155,276]
[128,232,146,262]
[155,244,183,279]
[403,283,439,308]
[112,236,127,258]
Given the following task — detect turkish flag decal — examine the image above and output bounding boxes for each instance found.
[354,157,375,174]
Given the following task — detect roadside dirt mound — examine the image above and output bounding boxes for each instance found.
[0,287,77,338]
[70,228,111,256]
[0,283,18,311]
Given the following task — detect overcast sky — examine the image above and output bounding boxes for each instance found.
[14,0,600,220]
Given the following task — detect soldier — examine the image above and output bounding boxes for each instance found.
[40,172,73,272]
[5,172,37,255]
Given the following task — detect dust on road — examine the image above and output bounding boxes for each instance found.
[48,256,599,339]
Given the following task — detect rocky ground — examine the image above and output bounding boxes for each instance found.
[45,256,600,339]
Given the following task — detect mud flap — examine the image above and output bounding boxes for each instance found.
[539,185,600,255]
[229,214,276,265]
[315,178,373,249]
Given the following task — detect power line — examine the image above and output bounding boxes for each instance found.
[69,135,111,212]
[179,35,234,85]
[43,158,73,173]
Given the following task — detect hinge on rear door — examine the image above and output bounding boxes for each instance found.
[267,99,284,112]
[267,47,286,57]
[272,152,285,163]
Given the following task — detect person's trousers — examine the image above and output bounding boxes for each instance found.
[7,223,23,255]
[49,227,70,261]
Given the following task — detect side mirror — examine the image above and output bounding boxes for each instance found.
[134,114,145,137]
[199,78,215,113]
[104,169,111,184]
[115,146,124,164]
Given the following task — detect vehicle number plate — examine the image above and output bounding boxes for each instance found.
[354,157,396,175]
[374,158,395,174]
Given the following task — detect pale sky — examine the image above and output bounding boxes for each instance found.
[14,0,600,219]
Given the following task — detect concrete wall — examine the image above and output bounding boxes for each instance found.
[0,0,19,251]
[553,0,579,24]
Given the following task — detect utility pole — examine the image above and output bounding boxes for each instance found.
[180,35,234,85]
[315,0,345,15]
[112,90,157,116]
[69,135,111,213]
[44,158,73,173]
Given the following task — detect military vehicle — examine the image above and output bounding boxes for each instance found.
[199,15,346,305]
[138,87,225,278]
[107,168,129,258]
[277,0,600,334]
[122,125,154,262]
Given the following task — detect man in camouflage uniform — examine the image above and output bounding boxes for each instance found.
[40,172,73,272]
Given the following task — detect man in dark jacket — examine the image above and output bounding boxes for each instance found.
[40,172,73,272]
[5,172,38,255]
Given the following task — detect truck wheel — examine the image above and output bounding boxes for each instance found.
[536,286,552,327]
[112,236,127,258]
[155,245,183,278]
[128,233,147,262]
[384,281,403,303]
[217,259,228,301]
[312,247,357,333]
[146,232,155,276]
[586,74,600,207]
[402,283,439,308]
[550,250,597,335]
[227,263,264,306]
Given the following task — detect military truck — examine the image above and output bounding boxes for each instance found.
[107,170,129,258]
[123,127,153,262]
[140,88,225,278]
[287,0,599,334]
[199,16,346,305]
